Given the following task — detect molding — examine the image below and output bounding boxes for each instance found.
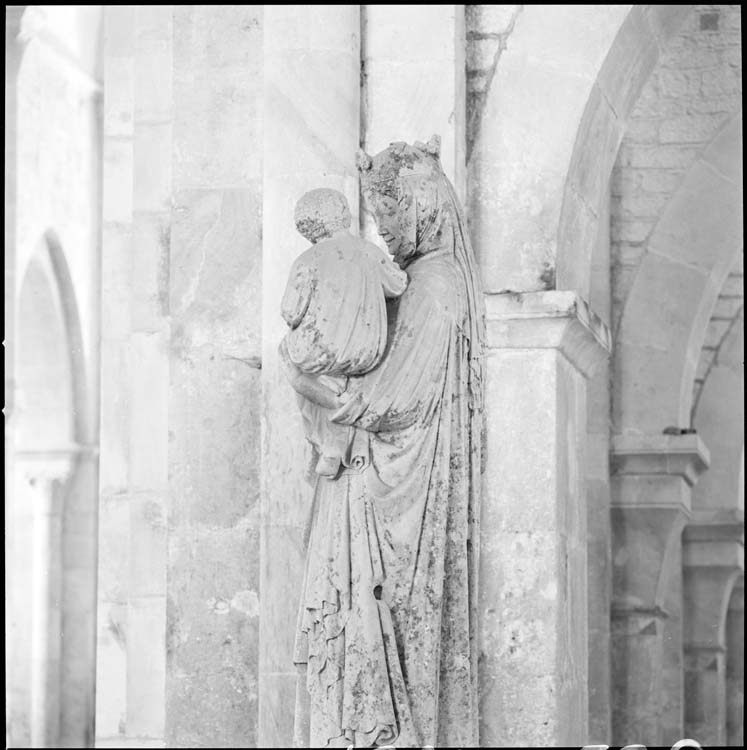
[484,290,611,378]
[611,433,710,488]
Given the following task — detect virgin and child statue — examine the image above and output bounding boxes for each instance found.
[280,135,486,748]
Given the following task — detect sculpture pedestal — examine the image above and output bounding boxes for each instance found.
[479,291,610,746]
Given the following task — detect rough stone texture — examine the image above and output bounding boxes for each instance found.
[467,5,638,294]
[612,112,743,435]
[480,291,610,746]
[260,6,360,746]
[166,7,263,748]
[726,582,744,746]
[611,4,743,335]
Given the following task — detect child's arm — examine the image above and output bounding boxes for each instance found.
[280,260,313,329]
[360,242,408,299]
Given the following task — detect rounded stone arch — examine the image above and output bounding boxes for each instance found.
[8,229,89,748]
[691,307,744,513]
[15,229,89,446]
[468,4,690,295]
[556,5,692,297]
[613,112,743,433]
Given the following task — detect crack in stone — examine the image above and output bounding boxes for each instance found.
[466,5,524,163]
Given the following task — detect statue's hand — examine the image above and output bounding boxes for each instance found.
[279,340,345,410]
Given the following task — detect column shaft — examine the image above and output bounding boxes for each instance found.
[479,290,609,746]
[260,6,360,746]
[609,434,709,746]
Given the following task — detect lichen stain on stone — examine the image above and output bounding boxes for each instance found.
[107,615,126,649]
[230,589,259,617]
[539,262,556,290]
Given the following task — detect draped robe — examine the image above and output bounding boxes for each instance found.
[293,145,485,749]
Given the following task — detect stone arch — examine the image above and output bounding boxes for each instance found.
[556,6,692,297]
[8,230,89,748]
[468,5,690,295]
[692,306,744,513]
[613,112,742,434]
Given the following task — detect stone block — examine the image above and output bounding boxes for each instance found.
[95,601,128,739]
[134,5,172,42]
[712,295,743,319]
[365,5,459,63]
[639,170,683,193]
[168,353,261,529]
[257,524,306,674]
[659,113,728,143]
[99,341,130,494]
[98,494,129,605]
[104,6,135,58]
[131,212,170,332]
[266,5,355,54]
[648,158,742,272]
[166,525,259,748]
[134,38,173,123]
[169,188,261,356]
[128,330,169,493]
[129,492,167,598]
[101,223,133,342]
[257,673,298,749]
[133,123,172,213]
[597,7,659,119]
[126,596,167,738]
[104,56,134,137]
[103,139,133,224]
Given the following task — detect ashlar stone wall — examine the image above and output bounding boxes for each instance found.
[611,4,742,334]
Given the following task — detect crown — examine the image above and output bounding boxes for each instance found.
[357,135,442,187]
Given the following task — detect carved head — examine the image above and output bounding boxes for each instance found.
[357,136,447,265]
[294,188,352,244]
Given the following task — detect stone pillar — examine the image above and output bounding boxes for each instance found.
[683,512,744,745]
[480,290,610,746]
[98,7,172,746]
[167,6,264,747]
[14,452,74,748]
[726,580,744,746]
[5,7,28,747]
[362,4,465,245]
[99,7,266,747]
[260,6,360,747]
[609,434,709,746]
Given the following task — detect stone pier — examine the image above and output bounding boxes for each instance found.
[479,290,610,746]
[682,511,743,745]
[259,6,360,746]
[609,433,709,746]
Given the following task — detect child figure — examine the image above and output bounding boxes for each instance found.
[281,188,408,477]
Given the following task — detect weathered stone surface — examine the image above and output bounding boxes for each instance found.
[284,141,486,747]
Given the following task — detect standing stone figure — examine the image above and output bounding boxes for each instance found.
[282,136,486,748]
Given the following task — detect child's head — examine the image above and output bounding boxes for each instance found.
[294,188,352,244]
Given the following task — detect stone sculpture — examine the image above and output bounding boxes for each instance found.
[281,137,486,748]
[280,187,408,477]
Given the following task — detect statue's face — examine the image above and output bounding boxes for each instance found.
[366,188,416,265]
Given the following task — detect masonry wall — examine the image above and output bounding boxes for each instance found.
[611,4,742,335]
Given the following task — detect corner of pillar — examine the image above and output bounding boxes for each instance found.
[484,290,611,378]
